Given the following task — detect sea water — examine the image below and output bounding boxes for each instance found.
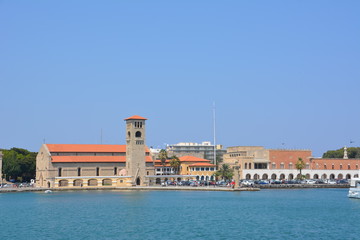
[0,189,359,240]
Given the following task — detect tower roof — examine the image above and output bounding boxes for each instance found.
[124,115,147,121]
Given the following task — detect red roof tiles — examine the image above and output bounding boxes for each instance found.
[51,155,153,163]
[179,156,211,162]
[189,162,216,167]
[46,144,126,153]
[124,115,147,120]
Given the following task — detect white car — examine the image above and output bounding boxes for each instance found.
[327,180,337,184]
[241,180,254,186]
[305,180,316,184]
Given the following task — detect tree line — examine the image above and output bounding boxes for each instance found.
[1,148,36,182]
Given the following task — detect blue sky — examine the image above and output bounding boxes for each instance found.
[1,1,359,157]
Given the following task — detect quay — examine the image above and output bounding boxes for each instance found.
[0,186,260,193]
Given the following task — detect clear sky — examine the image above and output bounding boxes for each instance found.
[1,1,359,157]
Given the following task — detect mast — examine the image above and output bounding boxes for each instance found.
[213,102,216,166]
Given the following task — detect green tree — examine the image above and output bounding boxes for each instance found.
[215,164,234,181]
[158,149,168,175]
[1,147,36,182]
[322,147,360,158]
[169,155,181,174]
[295,157,306,179]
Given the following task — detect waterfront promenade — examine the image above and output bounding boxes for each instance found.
[0,183,349,193]
[0,186,259,193]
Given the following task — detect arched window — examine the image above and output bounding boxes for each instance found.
[245,163,248,169]
[135,131,142,138]
[59,180,68,187]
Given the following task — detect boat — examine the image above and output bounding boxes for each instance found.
[44,190,52,194]
[348,176,360,199]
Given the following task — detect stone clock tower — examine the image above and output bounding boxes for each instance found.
[125,115,147,186]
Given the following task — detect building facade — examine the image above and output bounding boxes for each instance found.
[223,146,360,180]
[166,141,226,164]
[36,115,155,188]
[154,155,217,181]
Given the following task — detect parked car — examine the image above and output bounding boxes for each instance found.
[337,179,349,184]
[241,180,254,186]
[327,179,337,185]
[305,180,316,184]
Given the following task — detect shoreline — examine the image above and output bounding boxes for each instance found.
[0,184,349,193]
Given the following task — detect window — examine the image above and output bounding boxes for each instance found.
[58,168,62,177]
[324,164,327,169]
[348,164,351,170]
[196,168,200,171]
[280,163,284,169]
[272,163,276,169]
[288,163,293,169]
[96,167,100,176]
[340,164,343,170]
[249,163,252,169]
[332,164,334,170]
[135,131,142,138]
[114,167,117,175]
[245,163,248,169]
[77,168,81,177]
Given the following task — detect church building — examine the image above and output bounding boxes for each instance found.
[36,115,155,188]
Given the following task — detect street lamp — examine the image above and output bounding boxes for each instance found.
[234,161,240,188]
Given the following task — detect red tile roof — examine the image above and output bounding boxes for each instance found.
[51,156,153,163]
[46,144,127,153]
[179,156,211,162]
[46,144,150,153]
[124,115,147,120]
[189,162,216,167]
[52,156,126,163]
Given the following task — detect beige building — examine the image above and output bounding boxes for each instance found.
[223,146,360,181]
[36,115,155,188]
[154,155,217,181]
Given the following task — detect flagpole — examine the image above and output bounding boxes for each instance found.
[213,102,216,166]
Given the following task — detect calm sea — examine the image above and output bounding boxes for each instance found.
[0,189,359,240]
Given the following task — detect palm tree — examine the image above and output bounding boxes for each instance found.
[215,164,234,181]
[158,149,168,175]
[295,157,306,179]
[169,155,181,174]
